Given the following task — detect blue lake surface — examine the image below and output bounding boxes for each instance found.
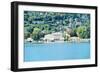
[24,42,90,62]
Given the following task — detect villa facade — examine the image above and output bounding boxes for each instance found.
[43,32,70,42]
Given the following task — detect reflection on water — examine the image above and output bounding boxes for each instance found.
[24,42,90,62]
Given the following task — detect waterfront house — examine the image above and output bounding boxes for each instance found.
[43,32,64,42]
[43,34,54,42]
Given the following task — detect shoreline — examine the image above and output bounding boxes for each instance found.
[25,39,90,44]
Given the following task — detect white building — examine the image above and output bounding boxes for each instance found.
[26,37,33,42]
[43,32,64,42]
[43,34,54,42]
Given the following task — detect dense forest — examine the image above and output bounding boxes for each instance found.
[24,11,90,42]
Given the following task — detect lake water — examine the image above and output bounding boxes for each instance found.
[24,42,90,62]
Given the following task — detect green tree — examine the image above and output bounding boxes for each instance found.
[84,22,90,38]
[32,27,41,41]
[24,32,30,39]
[76,26,87,38]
